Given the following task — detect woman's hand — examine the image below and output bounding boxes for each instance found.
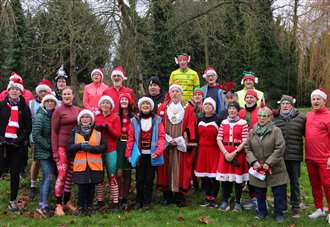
[253,161,261,169]
[327,157,330,169]
[151,153,158,159]
[225,152,236,162]
[263,163,270,170]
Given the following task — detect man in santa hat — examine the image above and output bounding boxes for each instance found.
[28,79,53,199]
[102,66,136,113]
[169,52,200,101]
[305,88,330,224]
[200,66,225,114]
[157,84,197,207]
[236,71,265,108]
[83,68,109,114]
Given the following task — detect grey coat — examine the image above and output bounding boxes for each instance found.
[245,123,289,188]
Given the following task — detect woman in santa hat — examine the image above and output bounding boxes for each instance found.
[83,68,109,114]
[195,97,221,208]
[94,95,121,210]
[216,102,249,212]
[0,79,32,212]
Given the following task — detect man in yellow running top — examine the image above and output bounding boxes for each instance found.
[169,52,200,101]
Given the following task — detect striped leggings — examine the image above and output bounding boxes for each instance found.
[54,147,73,197]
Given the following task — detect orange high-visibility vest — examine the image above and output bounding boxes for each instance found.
[73,129,103,172]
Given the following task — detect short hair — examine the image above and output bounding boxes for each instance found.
[61,86,74,95]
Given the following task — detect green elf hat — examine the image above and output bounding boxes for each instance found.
[193,87,204,96]
[175,52,191,64]
[241,71,258,85]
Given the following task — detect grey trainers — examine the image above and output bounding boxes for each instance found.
[233,202,242,212]
[218,201,230,211]
[8,201,19,212]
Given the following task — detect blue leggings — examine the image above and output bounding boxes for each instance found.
[39,159,54,208]
[103,151,117,176]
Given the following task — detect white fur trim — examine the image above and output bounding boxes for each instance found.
[5,132,17,139]
[77,109,95,124]
[198,121,218,130]
[216,173,249,184]
[36,84,51,95]
[91,69,104,79]
[311,89,327,100]
[111,70,127,80]
[203,97,216,113]
[169,84,183,93]
[249,167,266,181]
[42,94,58,107]
[8,121,19,128]
[194,171,217,178]
[141,117,152,132]
[138,97,154,111]
[203,69,217,79]
[98,95,115,110]
[9,74,22,81]
[7,81,24,91]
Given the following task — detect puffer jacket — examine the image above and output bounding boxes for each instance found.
[273,108,305,161]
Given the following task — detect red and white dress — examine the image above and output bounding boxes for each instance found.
[194,116,220,178]
[216,118,249,183]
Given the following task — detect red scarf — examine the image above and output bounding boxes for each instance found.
[5,104,19,139]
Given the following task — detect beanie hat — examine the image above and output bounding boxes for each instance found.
[36,79,52,95]
[241,71,258,85]
[175,52,191,64]
[55,65,68,81]
[311,88,327,100]
[147,76,161,87]
[277,95,296,105]
[193,87,204,96]
[138,97,154,111]
[77,109,95,124]
[7,78,24,92]
[245,89,259,100]
[203,66,217,79]
[227,102,240,112]
[98,95,115,110]
[9,72,23,84]
[119,93,132,104]
[203,97,216,112]
[41,94,58,107]
[91,68,104,80]
[169,84,183,93]
[111,66,127,80]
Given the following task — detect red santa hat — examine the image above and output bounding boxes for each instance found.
[9,72,23,84]
[119,93,132,104]
[91,68,104,80]
[202,66,217,79]
[138,97,154,111]
[77,109,95,124]
[111,66,127,80]
[36,79,52,95]
[244,89,259,100]
[241,71,258,85]
[98,95,115,110]
[203,97,216,112]
[311,88,327,100]
[41,94,58,107]
[7,78,24,92]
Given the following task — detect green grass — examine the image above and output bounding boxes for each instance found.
[0,164,328,226]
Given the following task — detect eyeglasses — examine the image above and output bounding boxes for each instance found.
[258,114,269,118]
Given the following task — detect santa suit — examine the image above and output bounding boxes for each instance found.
[157,101,197,194]
[102,86,136,113]
[305,107,330,213]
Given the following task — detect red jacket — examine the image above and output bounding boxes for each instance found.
[95,112,121,152]
[305,107,330,161]
[102,86,136,113]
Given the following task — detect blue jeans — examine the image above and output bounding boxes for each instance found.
[39,159,54,208]
[255,184,286,217]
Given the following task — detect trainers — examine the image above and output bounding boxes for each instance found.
[308,208,326,219]
[218,201,230,211]
[275,215,285,223]
[243,199,257,210]
[206,201,217,209]
[64,201,77,213]
[29,187,37,200]
[292,208,300,218]
[199,199,210,207]
[36,207,50,218]
[54,204,65,216]
[8,201,19,213]
[255,214,266,220]
[233,203,242,212]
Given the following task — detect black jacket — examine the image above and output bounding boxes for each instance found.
[0,96,32,145]
[67,125,107,184]
[273,108,306,161]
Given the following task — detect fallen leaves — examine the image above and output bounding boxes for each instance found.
[198,216,214,224]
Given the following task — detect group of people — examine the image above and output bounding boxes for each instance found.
[0,52,329,225]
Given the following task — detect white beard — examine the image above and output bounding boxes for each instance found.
[141,117,152,132]
[167,102,184,124]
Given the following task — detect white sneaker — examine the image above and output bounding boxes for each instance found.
[308,208,326,219]
[327,214,330,224]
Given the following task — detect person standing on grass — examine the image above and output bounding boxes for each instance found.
[169,52,200,101]
[51,86,81,216]
[305,88,330,224]
[245,107,289,223]
[236,71,265,108]
[32,94,58,217]
[68,109,107,216]
[125,97,166,209]
[103,66,136,113]
[0,78,32,212]
[273,95,305,218]
[194,97,221,208]
[29,79,53,200]
[116,93,135,210]
[83,68,109,114]
[216,102,249,212]
[94,96,121,210]
[157,84,197,207]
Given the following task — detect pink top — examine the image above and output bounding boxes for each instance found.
[83,82,109,113]
[51,103,81,154]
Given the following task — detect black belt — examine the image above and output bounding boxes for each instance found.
[223,142,240,146]
[120,135,128,142]
[141,140,151,149]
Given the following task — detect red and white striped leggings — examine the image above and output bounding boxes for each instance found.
[54,147,73,197]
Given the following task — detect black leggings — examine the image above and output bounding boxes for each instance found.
[222,182,243,203]
[77,183,95,209]
[0,144,24,201]
[136,154,155,204]
[201,177,219,199]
